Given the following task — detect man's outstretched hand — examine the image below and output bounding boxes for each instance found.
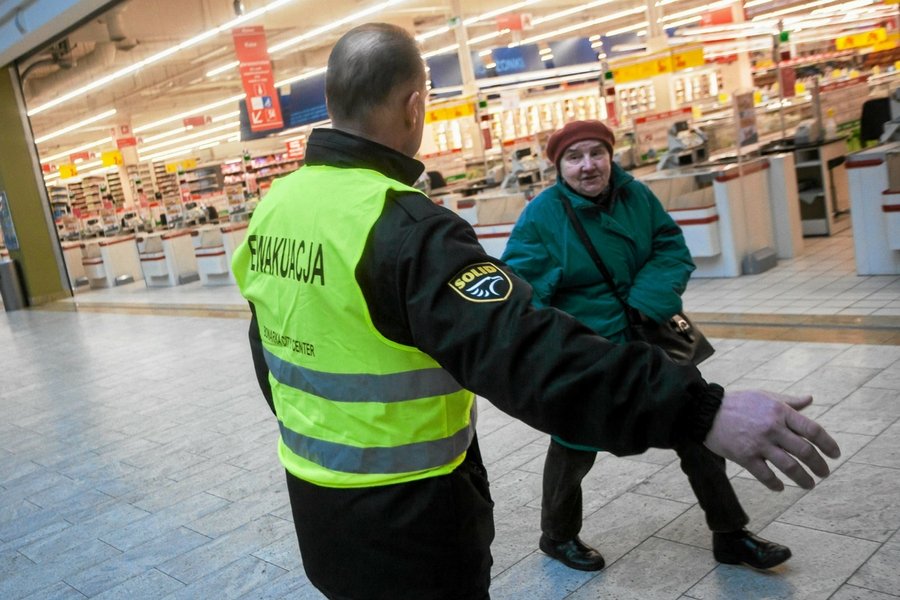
[704,390,841,491]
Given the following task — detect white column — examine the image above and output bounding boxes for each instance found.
[451,0,478,97]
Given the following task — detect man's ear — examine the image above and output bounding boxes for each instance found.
[404,90,421,128]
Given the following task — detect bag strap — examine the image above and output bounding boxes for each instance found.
[558,193,633,322]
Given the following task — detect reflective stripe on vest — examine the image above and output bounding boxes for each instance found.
[264,347,464,402]
[277,403,476,474]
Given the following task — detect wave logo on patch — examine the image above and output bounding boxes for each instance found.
[448,262,512,302]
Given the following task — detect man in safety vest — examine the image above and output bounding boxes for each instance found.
[232,22,840,600]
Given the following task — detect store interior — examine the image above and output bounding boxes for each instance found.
[5,0,900,299]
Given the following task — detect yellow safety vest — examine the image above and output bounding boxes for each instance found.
[232,165,476,488]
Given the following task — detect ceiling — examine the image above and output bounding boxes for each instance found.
[14,0,886,171]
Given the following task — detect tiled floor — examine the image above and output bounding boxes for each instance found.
[1,229,898,599]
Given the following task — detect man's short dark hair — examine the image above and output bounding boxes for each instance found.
[326,23,424,123]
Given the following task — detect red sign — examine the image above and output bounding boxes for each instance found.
[69,151,91,162]
[286,139,305,159]
[116,137,137,149]
[496,13,532,31]
[233,26,284,133]
[183,115,212,128]
[701,7,734,26]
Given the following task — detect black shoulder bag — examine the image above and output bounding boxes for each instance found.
[559,194,714,366]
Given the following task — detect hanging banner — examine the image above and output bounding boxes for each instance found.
[425,102,476,123]
[59,164,78,179]
[233,26,284,133]
[101,150,124,167]
[611,47,704,84]
[835,28,887,50]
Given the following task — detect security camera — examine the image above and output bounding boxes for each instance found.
[233,0,245,15]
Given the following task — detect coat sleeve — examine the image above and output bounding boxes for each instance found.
[501,210,562,309]
[247,302,276,416]
[627,187,696,323]
[362,193,722,456]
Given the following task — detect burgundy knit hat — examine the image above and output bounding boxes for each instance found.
[546,120,616,166]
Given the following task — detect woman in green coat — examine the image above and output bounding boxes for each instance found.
[502,120,791,573]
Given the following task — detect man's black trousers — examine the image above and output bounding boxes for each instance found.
[286,436,495,600]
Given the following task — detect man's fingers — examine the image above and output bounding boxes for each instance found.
[785,408,841,460]
[765,447,816,490]
[782,394,813,412]
[774,428,831,479]
[742,458,785,492]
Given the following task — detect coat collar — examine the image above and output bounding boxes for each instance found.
[304,128,425,186]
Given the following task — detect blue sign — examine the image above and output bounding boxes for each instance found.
[548,38,598,67]
[239,73,328,141]
[491,45,543,76]
[426,52,492,89]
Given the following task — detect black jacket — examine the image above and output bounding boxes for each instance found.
[247,127,722,456]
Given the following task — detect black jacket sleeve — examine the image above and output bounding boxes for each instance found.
[358,191,722,456]
[247,302,276,416]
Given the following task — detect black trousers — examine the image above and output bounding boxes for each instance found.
[541,438,749,541]
[286,436,494,600]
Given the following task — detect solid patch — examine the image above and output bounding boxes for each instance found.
[447,262,512,302]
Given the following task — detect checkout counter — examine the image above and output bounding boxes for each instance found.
[846,141,900,275]
[61,241,88,288]
[81,235,143,289]
[760,136,851,237]
[192,222,248,285]
[136,230,199,287]
[642,158,786,278]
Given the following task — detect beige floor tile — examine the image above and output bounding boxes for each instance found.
[779,462,900,542]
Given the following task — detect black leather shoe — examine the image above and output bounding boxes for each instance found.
[713,530,792,570]
[539,534,605,571]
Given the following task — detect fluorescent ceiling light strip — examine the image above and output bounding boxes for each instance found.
[147,148,192,163]
[76,159,103,171]
[605,22,648,36]
[464,0,543,27]
[210,0,418,76]
[530,0,616,27]
[41,137,113,163]
[34,109,118,144]
[416,0,541,42]
[27,0,296,117]
[270,0,406,54]
[207,61,239,77]
[195,141,221,150]
[142,127,187,144]
[142,131,239,162]
[134,95,244,133]
[666,16,702,29]
[141,110,242,144]
[752,0,841,20]
[520,6,646,45]
[139,121,239,154]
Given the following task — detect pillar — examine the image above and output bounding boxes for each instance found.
[0,64,71,305]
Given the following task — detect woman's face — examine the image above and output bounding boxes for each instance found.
[559,140,611,198]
